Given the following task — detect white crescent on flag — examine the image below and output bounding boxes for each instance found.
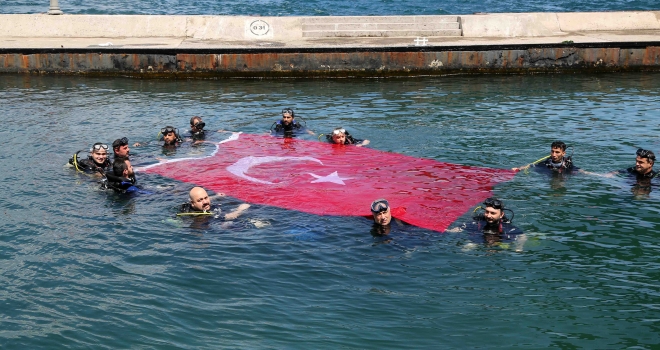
[226,156,324,185]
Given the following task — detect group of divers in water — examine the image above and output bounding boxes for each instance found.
[68,108,659,249]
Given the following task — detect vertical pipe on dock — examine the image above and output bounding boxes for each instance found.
[48,0,63,15]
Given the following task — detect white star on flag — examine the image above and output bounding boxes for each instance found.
[308,171,352,185]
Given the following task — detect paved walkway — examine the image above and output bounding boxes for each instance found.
[1,30,659,50]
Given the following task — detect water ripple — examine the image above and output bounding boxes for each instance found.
[1,74,660,347]
[2,0,659,15]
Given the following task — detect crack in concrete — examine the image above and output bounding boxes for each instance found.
[527,50,578,64]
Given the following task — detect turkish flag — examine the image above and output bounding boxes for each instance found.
[141,133,515,232]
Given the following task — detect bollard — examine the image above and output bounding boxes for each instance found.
[48,0,63,15]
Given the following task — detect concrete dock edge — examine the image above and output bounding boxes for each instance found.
[1,12,659,77]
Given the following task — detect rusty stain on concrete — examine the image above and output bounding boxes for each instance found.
[1,46,660,77]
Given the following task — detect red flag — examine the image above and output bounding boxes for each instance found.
[141,133,515,232]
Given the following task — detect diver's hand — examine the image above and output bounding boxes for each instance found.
[512,164,530,172]
[225,203,250,220]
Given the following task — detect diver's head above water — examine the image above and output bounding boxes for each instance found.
[89,142,109,166]
[189,186,212,212]
[113,158,134,178]
[112,137,130,159]
[550,141,567,163]
[161,126,180,146]
[331,127,347,144]
[281,108,295,126]
[482,197,505,225]
[371,198,392,226]
[635,148,655,175]
[190,116,205,134]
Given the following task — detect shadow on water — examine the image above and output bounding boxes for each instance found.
[1,73,660,348]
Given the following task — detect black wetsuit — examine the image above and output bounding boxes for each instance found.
[624,167,657,195]
[178,203,224,230]
[184,129,206,141]
[539,156,577,174]
[625,167,658,179]
[69,153,111,175]
[271,120,305,136]
[179,203,222,216]
[467,214,523,246]
[325,131,364,145]
[371,223,392,236]
[103,173,138,193]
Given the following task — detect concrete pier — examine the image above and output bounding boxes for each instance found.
[0,11,659,77]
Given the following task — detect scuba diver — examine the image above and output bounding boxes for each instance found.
[367,199,429,250]
[102,158,139,193]
[320,127,370,147]
[178,187,250,219]
[621,148,657,196]
[159,126,183,147]
[68,142,112,175]
[112,137,131,161]
[623,148,657,179]
[270,108,313,137]
[581,148,658,196]
[368,198,408,236]
[513,141,577,174]
[472,198,521,235]
[185,116,206,140]
[130,126,183,150]
[371,198,392,227]
[459,197,526,251]
[370,198,394,236]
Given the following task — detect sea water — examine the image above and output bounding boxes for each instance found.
[1,73,660,348]
[2,0,659,15]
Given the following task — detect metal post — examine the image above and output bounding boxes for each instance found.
[48,0,63,15]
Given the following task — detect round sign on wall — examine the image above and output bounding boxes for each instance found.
[250,20,270,36]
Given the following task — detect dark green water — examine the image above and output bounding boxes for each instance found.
[1,73,660,349]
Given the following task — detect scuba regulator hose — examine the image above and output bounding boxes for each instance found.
[70,151,83,173]
[176,212,214,216]
[520,145,574,172]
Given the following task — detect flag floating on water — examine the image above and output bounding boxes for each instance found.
[141,133,516,232]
